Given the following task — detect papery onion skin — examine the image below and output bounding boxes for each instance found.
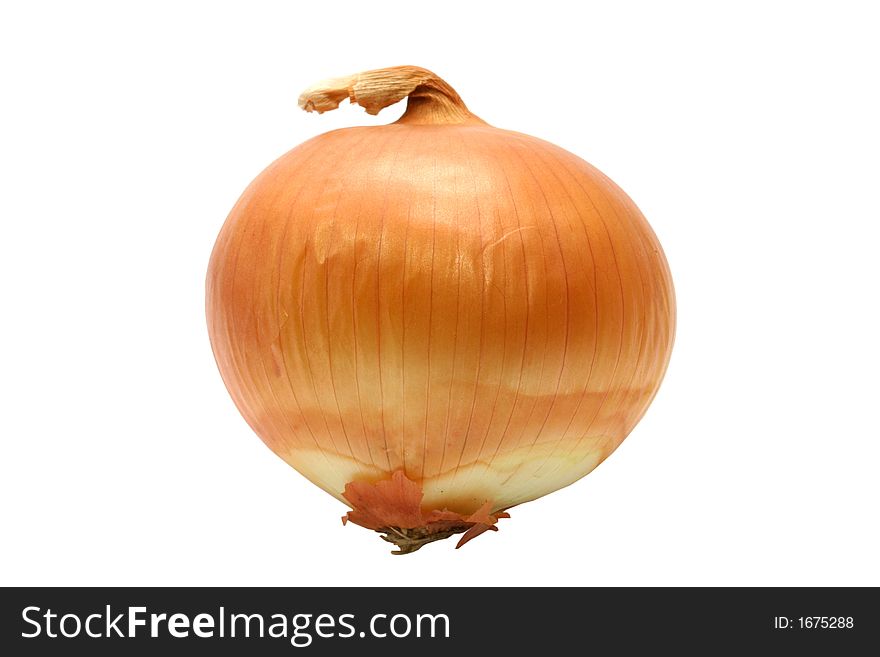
[206,66,675,550]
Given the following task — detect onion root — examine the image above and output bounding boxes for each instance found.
[342,470,510,554]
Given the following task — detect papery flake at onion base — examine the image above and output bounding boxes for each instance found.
[341,470,511,554]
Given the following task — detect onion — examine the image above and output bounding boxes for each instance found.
[206,66,675,553]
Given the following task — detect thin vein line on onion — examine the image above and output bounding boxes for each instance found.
[206,66,675,554]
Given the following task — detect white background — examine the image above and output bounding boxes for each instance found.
[2,1,878,586]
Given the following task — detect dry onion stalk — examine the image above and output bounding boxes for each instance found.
[206,66,675,553]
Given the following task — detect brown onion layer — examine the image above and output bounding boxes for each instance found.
[342,470,510,554]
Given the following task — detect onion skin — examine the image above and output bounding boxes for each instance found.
[206,66,675,551]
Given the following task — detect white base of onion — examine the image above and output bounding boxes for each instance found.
[286,439,606,515]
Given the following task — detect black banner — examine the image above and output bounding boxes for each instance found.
[1,587,875,654]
